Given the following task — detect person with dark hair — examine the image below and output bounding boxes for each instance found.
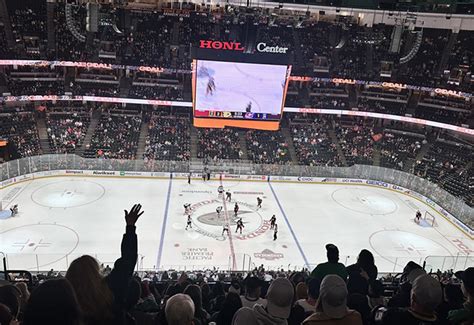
[346,249,378,295]
[240,277,266,309]
[201,282,211,312]
[437,283,464,321]
[184,284,210,325]
[310,244,348,282]
[0,285,21,322]
[295,277,321,314]
[367,280,385,309]
[136,281,160,313]
[347,293,371,325]
[212,292,243,325]
[387,262,426,309]
[448,267,474,324]
[210,281,226,313]
[22,278,82,325]
[66,203,144,325]
[0,303,18,325]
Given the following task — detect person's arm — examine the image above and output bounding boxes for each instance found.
[107,204,144,305]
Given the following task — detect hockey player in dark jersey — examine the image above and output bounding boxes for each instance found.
[225,191,232,202]
[235,218,245,234]
[270,215,276,229]
[234,203,239,217]
[186,215,192,230]
[257,197,262,209]
[415,210,422,224]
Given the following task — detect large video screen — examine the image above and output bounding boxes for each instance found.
[193,60,291,124]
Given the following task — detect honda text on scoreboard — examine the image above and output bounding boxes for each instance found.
[192,40,292,130]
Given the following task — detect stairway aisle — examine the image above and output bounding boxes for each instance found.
[36,118,52,154]
[281,127,298,164]
[135,122,149,159]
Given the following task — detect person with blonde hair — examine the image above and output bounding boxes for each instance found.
[165,293,195,325]
[66,203,144,325]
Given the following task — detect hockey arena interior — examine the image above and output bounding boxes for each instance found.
[0,0,473,324]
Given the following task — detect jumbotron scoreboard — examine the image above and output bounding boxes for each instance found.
[192,40,292,130]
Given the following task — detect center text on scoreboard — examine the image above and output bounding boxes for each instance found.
[198,40,288,54]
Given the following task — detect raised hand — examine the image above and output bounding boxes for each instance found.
[124,204,144,226]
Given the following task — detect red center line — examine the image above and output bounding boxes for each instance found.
[220,178,237,270]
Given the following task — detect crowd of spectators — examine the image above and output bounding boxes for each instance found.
[198,128,242,161]
[84,113,142,159]
[0,112,41,158]
[0,2,472,90]
[7,80,65,96]
[291,118,342,167]
[309,96,349,110]
[129,85,184,101]
[378,131,424,170]
[7,0,46,59]
[73,82,119,97]
[358,98,406,116]
[144,114,191,161]
[399,29,450,87]
[246,130,291,165]
[54,3,87,61]
[2,230,473,325]
[416,106,471,127]
[414,141,473,204]
[336,120,375,166]
[124,14,174,67]
[46,111,91,154]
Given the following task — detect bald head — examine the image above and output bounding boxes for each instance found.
[165,293,195,325]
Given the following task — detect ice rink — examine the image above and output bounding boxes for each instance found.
[0,176,472,273]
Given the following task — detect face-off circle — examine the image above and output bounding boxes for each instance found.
[331,188,398,215]
[369,230,453,268]
[31,180,105,208]
[0,224,79,270]
[184,199,269,241]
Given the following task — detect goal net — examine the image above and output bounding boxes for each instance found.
[423,211,437,227]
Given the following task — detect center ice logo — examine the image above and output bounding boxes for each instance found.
[187,199,270,241]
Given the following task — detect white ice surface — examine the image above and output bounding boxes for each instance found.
[1,177,471,272]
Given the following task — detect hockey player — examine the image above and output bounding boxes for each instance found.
[236,218,244,234]
[234,203,239,217]
[225,191,232,202]
[10,204,18,216]
[273,223,278,241]
[216,206,223,218]
[270,215,276,229]
[206,76,216,96]
[186,215,192,230]
[218,185,224,196]
[222,223,230,236]
[188,172,191,184]
[183,203,191,215]
[257,197,262,209]
[415,210,422,224]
